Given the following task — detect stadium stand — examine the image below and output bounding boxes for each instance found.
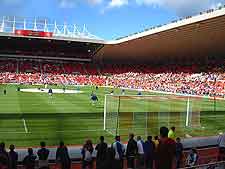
[1,59,225,97]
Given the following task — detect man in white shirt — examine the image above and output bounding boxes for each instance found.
[112,136,125,169]
[218,132,225,161]
[137,136,145,169]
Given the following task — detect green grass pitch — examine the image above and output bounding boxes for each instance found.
[0,84,225,147]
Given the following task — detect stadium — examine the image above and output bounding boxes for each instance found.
[0,5,225,169]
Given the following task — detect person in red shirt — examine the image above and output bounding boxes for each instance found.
[155,126,176,169]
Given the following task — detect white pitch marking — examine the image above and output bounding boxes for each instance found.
[22,118,28,133]
[105,130,114,136]
[185,134,192,138]
[55,129,104,133]
[0,131,30,134]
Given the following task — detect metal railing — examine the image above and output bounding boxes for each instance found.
[180,161,225,169]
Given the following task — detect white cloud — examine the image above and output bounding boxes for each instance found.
[56,0,225,15]
[108,0,129,8]
[58,0,103,8]
[87,0,103,5]
[59,0,76,8]
[135,0,225,16]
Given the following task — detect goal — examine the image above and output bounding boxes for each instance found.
[103,94,200,136]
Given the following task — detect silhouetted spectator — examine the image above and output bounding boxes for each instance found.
[153,136,159,148]
[175,137,183,169]
[168,126,176,140]
[186,148,198,168]
[56,141,71,169]
[3,89,6,95]
[8,144,18,169]
[105,147,114,169]
[218,132,225,161]
[144,136,155,169]
[137,136,145,169]
[111,136,125,169]
[23,148,37,169]
[81,139,94,169]
[37,142,49,169]
[0,142,10,169]
[95,136,108,169]
[155,126,176,169]
[126,133,137,169]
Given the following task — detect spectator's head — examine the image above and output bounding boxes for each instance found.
[115,136,120,142]
[147,136,152,141]
[100,136,104,142]
[129,133,134,140]
[137,136,142,141]
[40,141,46,148]
[9,144,15,151]
[86,139,92,145]
[0,142,5,151]
[191,148,197,154]
[171,126,176,131]
[59,141,64,147]
[176,137,181,143]
[154,136,159,140]
[160,126,169,138]
[28,148,33,155]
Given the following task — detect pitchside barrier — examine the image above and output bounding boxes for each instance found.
[180,161,225,169]
[103,94,225,137]
[13,148,223,169]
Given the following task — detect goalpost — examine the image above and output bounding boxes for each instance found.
[103,94,200,136]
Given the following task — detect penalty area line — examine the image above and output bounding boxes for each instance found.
[22,118,29,134]
[0,131,30,134]
[55,129,104,133]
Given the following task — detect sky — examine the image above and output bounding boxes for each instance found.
[0,0,225,40]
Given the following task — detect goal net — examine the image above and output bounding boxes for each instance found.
[103,94,200,136]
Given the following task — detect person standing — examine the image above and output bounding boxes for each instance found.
[218,132,225,161]
[136,136,145,169]
[111,136,125,169]
[175,137,183,169]
[95,136,108,169]
[8,144,18,169]
[153,136,159,149]
[56,141,71,169]
[23,148,37,169]
[81,139,94,169]
[144,136,155,169]
[126,133,137,169]
[105,147,114,169]
[168,127,176,140]
[0,142,10,169]
[37,142,50,169]
[48,88,53,96]
[155,126,176,169]
[3,89,6,95]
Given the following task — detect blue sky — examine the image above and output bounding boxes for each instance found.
[0,0,225,40]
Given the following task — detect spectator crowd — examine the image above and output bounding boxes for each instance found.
[1,59,225,98]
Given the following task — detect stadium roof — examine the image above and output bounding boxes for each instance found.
[0,16,103,42]
[1,7,225,64]
[0,17,105,62]
[95,6,225,63]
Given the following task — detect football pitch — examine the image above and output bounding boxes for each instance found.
[0,84,225,147]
